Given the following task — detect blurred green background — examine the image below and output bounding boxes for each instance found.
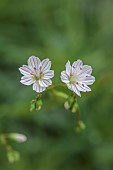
[0,0,113,169]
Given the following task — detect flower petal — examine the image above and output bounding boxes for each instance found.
[80,65,92,75]
[72,85,81,97]
[80,75,95,85]
[60,71,69,83]
[72,59,83,74]
[43,70,54,79]
[20,76,34,85]
[76,83,91,92]
[28,56,40,69]
[65,61,71,76]
[33,82,46,93]
[39,79,52,87]
[67,83,81,97]
[19,65,33,76]
[41,59,51,71]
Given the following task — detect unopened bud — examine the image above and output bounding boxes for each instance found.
[72,103,79,113]
[64,101,70,110]
[30,100,36,112]
[75,121,86,133]
[8,133,27,143]
[36,99,43,111]
[68,96,75,107]
[64,96,75,110]
[7,150,20,163]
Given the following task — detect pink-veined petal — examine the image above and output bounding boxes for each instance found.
[39,79,52,87]
[78,73,87,80]
[28,56,40,69]
[20,76,34,85]
[33,82,46,93]
[41,59,51,71]
[65,61,71,76]
[80,75,95,85]
[67,83,81,97]
[80,65,92,75]
[76,83,86,92]
[60,71,69,83]
[72,59,83,74]
[76,83,91,92]
[72,85,81,96]
[43,70,54,79]
[19,65,34,76]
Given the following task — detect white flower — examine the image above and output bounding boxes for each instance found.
[19,56,54,93]
[61,59,95,97]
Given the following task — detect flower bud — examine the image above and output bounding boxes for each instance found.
[7,150,20,163]
[71,103,79,113]
[64,96,75,110]
[75,121,86,133]
[36,99,43,111]
[64,101,70,110]
[30,99,37,112]
[8,133,27,143]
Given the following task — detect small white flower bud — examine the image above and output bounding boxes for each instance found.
[8,133,27,143]
[64,101,70,110]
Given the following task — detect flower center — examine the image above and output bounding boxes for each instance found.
[32,70,44,81]
[69,74,78,85]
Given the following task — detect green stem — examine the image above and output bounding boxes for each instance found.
[52,90,68,99]
[35,84,67,101]
[35,84,66,100]
[76,107,81,127]
[47,84,66,90]
[47,84,68,99]
[0,133,13,151]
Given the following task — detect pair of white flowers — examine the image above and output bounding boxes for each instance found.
[19,56,95,97]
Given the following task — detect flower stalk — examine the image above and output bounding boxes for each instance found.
[47,84,66,90]
[0,133,20,163]
[51,90,68,99]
